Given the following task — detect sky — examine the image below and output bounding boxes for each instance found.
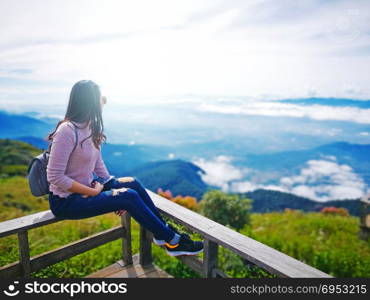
[0,1,369,201]
[0,0,370,113]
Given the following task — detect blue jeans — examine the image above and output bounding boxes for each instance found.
[48,176,175,242]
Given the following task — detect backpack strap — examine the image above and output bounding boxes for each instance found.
[69,121,79,152]
[46,141,52,153]
[47,121,79,153]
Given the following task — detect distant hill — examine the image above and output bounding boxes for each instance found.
[0,139,40,165]
[2,109,369,185]
[0,110,53,138]
[0,138,365,216]
[124,159,363,217]
[0,139,41,177]
[127,159,209,200]
[11,135,176,176]
[0,137,210,199]
[21,111,61,125]
[243,189,363,216]
[103,140,369,194]
[99,143,175,175]
[13,136,49,150]
[0,109,177,174]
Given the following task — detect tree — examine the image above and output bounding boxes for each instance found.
[200,190,252,231]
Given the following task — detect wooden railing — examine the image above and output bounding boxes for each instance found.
[0,189,332,278]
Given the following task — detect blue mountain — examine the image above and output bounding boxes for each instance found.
[279,97,370,108]
[0,110,52,138]
[127,159,208,200]
[14,136,49,150]
[1,137,365,216]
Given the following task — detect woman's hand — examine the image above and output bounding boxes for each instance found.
[82,181,126,216]
[115,209,127,216]
[82,181,104,198]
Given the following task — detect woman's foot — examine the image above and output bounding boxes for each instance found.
[153,224,189,245]
[164,233,204,256]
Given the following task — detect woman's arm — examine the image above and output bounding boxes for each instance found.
[70,180,101,197]
[94,150,111,180]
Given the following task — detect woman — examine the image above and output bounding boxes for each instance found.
[46,80,203,257]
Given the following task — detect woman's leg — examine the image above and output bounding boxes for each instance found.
[102,177,168,225]
[49,187,175,242]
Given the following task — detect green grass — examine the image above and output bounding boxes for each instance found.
[0,176,369,278]
[242,210,370,277]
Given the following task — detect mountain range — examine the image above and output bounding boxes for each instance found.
[0,107,368,212]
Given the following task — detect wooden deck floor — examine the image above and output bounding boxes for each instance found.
[85,254,173,278]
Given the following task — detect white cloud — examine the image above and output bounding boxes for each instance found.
[279,159,368,201]
[229,181,258,192]
[0,0,370,103]
[197,101,370,124]
[192,155,250,191]
[193,155,369,201]
[327,128,343,136]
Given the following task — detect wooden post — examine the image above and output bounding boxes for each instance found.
[359,198,370,240]
[203,239,218,277]
[121,212,132,266]
[139,226,153,266]
[18,230,31,277]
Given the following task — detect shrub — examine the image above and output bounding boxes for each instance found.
[157,188,173,200]
[199,190,252,231]
[320,206,349,217]
[157,188,199,211]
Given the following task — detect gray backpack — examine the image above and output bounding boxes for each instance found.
[27,122,78,196]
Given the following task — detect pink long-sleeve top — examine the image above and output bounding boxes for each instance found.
[46,120,111,198]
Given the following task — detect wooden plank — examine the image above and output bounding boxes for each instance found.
[0,259,21,278]
[139,226,153,266]
[213,268,228,278]
[86,253,173,279]
[86,254,139,278]
[146,189,332,278]
[102,254,171,278]
[121,213,132,266]
[18,231,31,278]
[137,267,173,278]
[0,210,59,238]
[0,226,125,278]
[85,261,125,278]
[30,226,125,272]
[171,252,203,275]
[106,262,156,278]
[203,239,218,278]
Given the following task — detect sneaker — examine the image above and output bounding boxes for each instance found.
[153,236,167,246]
[153,224,190,246]
[164,234,204,256]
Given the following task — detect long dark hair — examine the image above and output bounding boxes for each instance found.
[46,80,107,149]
